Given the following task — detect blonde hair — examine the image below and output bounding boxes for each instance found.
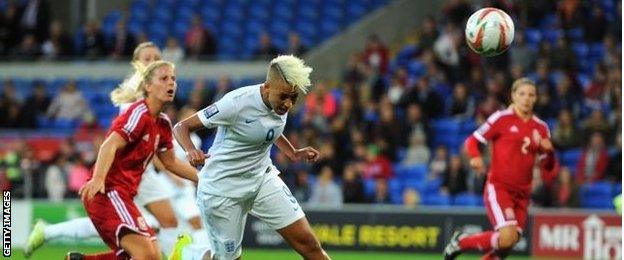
[110,61,174,105]
[511,77,537,93]
[267,55,313,94]
[110,42,161,106]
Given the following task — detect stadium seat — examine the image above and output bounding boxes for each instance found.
[580,181,615,209]
[423,192,451,206]
[453,192,480,206]
[561,149,582,169]
[572,43,589,60]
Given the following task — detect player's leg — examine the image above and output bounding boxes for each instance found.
[136,170,178,255]
[444,183,516,260]
[173,192,247,260]
[251,175,329,260]
[25,217,100,256]
[487,197,528,259]
[120,231,161,260]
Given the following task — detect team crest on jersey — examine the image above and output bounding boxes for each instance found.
[203,104,219,119]
[142,134,150,142]
[137,217,148,231]
[224,240,236,255]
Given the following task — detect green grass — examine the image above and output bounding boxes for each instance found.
[12,246,535,260]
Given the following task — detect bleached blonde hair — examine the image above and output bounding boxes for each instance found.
[110,42,160,106]
[110,61,175,105]
[267,55,313,94]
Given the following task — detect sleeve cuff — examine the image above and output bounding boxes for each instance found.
[473,132,488,144]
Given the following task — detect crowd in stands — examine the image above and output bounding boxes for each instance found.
[0,0,621,210]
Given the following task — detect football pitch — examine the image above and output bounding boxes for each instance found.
[12,246,536,260]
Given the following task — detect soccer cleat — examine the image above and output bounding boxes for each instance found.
[65,252,84,260]
[169,234,192,260]
[443,230,466,260]
[24,219,47,258]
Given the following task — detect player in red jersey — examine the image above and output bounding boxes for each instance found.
[74,61,198,260]
[444,78,558,260]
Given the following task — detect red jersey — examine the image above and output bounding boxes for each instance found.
[471,108,551,194]
[97,100,173,197]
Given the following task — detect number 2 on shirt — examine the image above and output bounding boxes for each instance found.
[521,137,530,154]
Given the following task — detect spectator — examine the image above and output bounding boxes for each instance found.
[82,20,105,59]
[509,32,537,73]
[67,156,90,196]
[0,3,22,55]
[387,69,407,105]
[372,179,391,204]
[399,77,444,119]
[584,5,608,43]
[552,75,582,116]
[184,16,216,60]
[405,103,430,145]
[433,24,462,82]
[18,81,50,128]
[308,166,343,208]
[581,109,611,139]
[312,142,340,176]
[362,145,393,180]
[343,53,367,84]
[584,68,608,103]
[576,132,609,184]
[550,36,578,71]
[292,168,311,203]
[11,33,39,59]
[552,109,581,150]
[342,163,365,203]
[304,81,337,119]
[445,82,475,119]
[162,36,185,63]
[551,167,580,207]
[402,134,430,166]
[41,20,73,60]
[19,0,50,42]
[0,80,22,127]
[475,94,503,119]
[418,16,438,50]
[46,80,90,120]
[534,86,558,118]
[429,146,449,180]
[442,0,472,28]
[605,133,621,183]
[107,19,135,59]
[362,34,389,74]
[373,99,404,160]
[44,153,69,202]
[253,32,279,60]
[440,155,468,196]
[402,188,421,208]
[286,32,307,56]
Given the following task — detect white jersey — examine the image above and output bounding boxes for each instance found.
[196,84,286,198]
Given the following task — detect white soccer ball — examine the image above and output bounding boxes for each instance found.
[465,7,515,57]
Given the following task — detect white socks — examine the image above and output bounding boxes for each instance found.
[158,227,178,256]
[182,244,212,260]
[44,217,98,240]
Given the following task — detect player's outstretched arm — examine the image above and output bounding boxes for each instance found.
[157,148,199,183]
[275,134,320,163]
[173,114,209,167]
[79,132,127,201]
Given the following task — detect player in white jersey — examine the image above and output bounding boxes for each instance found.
[170,55,330,260]
[23,42,207,258]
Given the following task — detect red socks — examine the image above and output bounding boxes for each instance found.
[458,231,498,252]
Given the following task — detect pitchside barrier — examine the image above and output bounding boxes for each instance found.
[10,201,622,259]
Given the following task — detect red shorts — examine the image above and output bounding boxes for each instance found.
[483,182,529,233]
[83,189,155,256]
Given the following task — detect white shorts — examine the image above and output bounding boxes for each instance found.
[134,169,173,207]
[197,174,305,260]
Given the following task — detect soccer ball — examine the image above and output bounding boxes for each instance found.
[465,7,515,57]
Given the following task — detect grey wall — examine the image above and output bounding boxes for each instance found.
[306,0,446,82]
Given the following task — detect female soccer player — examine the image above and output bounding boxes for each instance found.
[78,60,198,259]
[171,55,330,260]
[24,43,207,258]
[444,78,558,260]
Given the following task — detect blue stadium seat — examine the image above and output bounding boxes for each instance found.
[424,178,442,194]
[572,43,589,59]
[153,8,173,23]
[423,192,451,206]
[200,6,221,24]
[561,149,582,169]
[566,27,584,41]
[406,60,426,78]
[453,192,480,206]
[432,118,462,133]
[364,179,376,198]
[580,181,615,209]
[404,178,426,193]
[542,29,563,44]
[400,164,428,180]
[524,28,542,48]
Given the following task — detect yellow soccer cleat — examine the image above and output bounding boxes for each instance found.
[169,234,192,260]
[24,219,47,258]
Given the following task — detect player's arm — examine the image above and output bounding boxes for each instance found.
[173,114,209,167]
[464,113,502,174]
[79,132,127,201]
[275,134,320,162]
[156,149,199,183]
